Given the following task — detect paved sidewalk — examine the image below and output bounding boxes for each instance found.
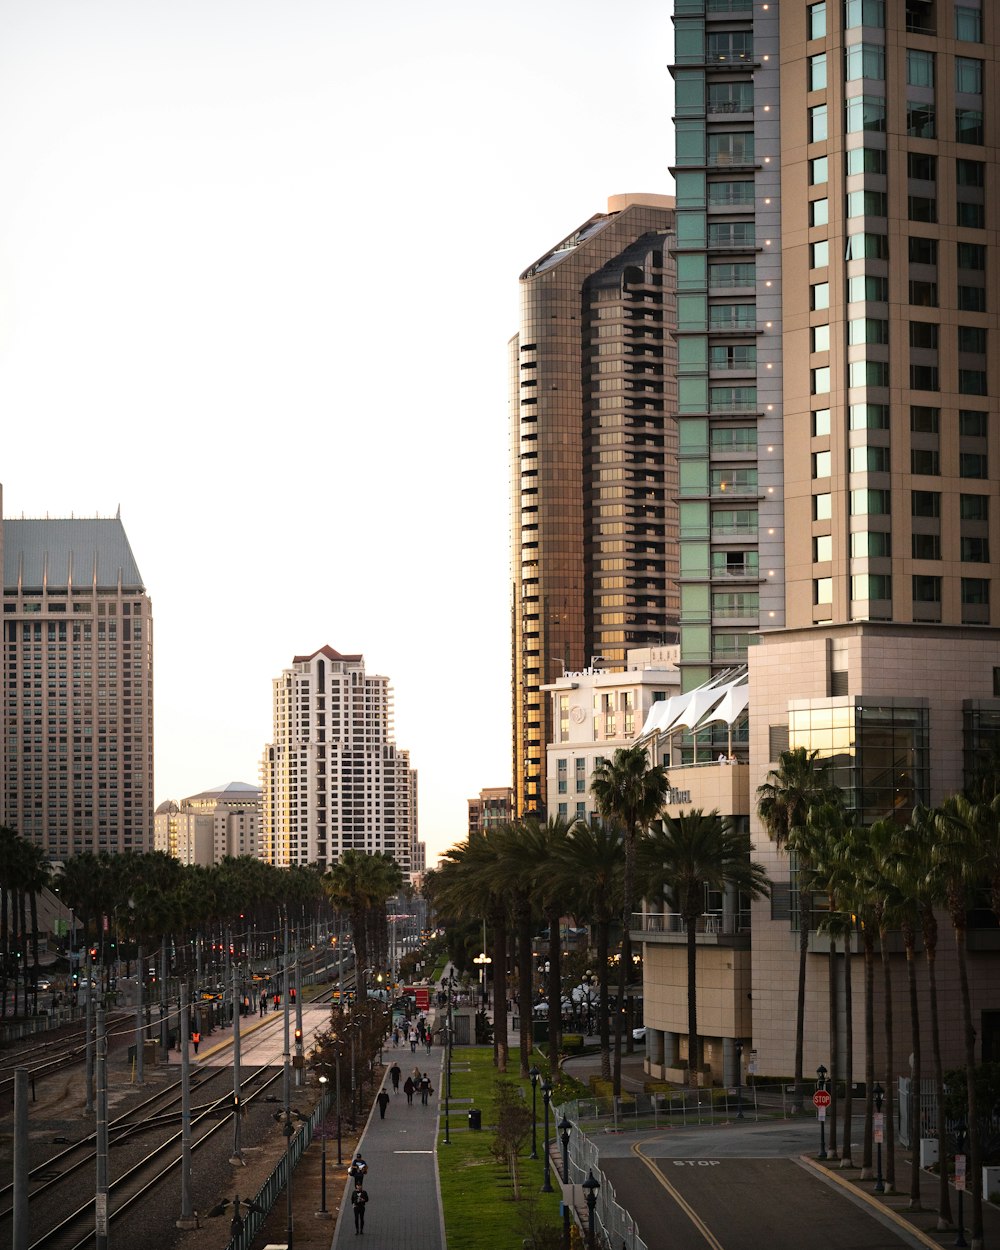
[330,1035,445,1247]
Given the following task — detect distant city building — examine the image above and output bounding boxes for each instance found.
[260,646,418,876]
[510,194,679,817]
[1,492,154,856]
[467,786,515,835]
[542,646,680,825]
[153,781,261,866]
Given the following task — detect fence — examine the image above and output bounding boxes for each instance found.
[557,1101,646,1250]
[896,1076,1000,1151]
[559,1081,798,1134]
[223,1088,330,1250]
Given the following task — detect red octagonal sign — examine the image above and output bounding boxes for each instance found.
[813,1090,832,1108]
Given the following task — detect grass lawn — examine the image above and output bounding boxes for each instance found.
[438,1046,565,1250]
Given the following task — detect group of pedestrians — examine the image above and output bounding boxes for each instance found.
[382,1058,433,1109]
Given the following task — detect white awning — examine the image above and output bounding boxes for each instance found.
[699,680,750,728]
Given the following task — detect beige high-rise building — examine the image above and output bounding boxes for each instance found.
[1,493,154,856]
[635,0,1000,1085]
[510,194,680,816]
[154,781,261,866]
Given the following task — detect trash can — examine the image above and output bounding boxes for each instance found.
[468,1108,482,1131]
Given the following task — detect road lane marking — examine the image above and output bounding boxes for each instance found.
[631,1142,726,1250]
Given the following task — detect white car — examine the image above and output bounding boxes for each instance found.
[632,1026,647,1043]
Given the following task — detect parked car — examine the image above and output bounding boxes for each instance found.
[632,1026,647,1043]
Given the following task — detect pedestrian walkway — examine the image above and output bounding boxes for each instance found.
[329,1030,446,1247]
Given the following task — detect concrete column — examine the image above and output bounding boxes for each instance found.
[663,1031,679,1067]
[649,1028,665,1067]
[722,1036,736,1086]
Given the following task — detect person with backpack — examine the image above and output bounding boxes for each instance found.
[419,1072,433,1105]
[403,1075,415,1105]
[389,1061,401,1093]
[349,1154,368,1186]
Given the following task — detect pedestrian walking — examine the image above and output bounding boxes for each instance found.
[389,1062,401,1093]
[392,1027,400,1046]
[403,1076,414,1104]
[425,1032,433,1055]
[351,1185,369,1234]
[409,1029,417,1053]
[377,1088,390,1119]
[349,1154,368,1186]
[419,1072,433,1105]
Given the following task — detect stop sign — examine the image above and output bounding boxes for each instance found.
[813,1089,832,1109]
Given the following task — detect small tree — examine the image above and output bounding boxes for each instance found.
[491,1078,533,1196]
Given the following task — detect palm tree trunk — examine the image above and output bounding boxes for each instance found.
[904,924,922,1210]
[686,915,699,1085]
[547,908,562,1071]
[840,927,854,1167]
[828,934,839,1158]
[793,902,808,1112]
[597,919,611,1083]
[492,907,508,1073]
[516,899,533,1078]
[922,908,951,1227]
[953,913,983,1248]
[861,926,875,1176]
[879,924,896,1193]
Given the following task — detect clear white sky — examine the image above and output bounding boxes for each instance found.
[0,1,674,867]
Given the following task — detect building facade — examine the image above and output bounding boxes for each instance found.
[511,194,680,817]
[260,646,419,876]
[154,781,261,866]
[467,786,515,836]
[637,0,1000,1083]
[1,495,154,856]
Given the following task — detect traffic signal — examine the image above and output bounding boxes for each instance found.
[294,1027,303,1045]
[89,947,98,962]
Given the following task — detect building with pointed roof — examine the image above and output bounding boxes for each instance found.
[1,489,154,856]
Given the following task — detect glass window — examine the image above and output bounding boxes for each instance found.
[961,536,989,562]
[810,156,829,185]
[850,445,890,472]
[849,317,889,344]
[961,578,989,605]
[849,274,888,302]
[912,490,941,517]
[959,410,987,437]
[812,324,831,352]
[906,49,935,87]
[911,448,940,475]
[913,533,941,560]
[846,231,888,259]
[958,242,986,270]
[851,489,890,514]
[814,578,833,604]
[913,575,941,602]
[957,202,985,229]
[810,198,829,226]
[708,132,755,164]
[676,253,707,291]
[708,179,754,206]
[909,236,937,265]
[956,57,983,94]
[846,147,887,174]
[910,405,939,432]
[852,574,891,599]
[910,321,938,349]
[960,494,988,520]
[814,493,832,520]
[958,326,986,354]
[958,285,986,312]
[960,451,988,477]
[907,152,937,180]
[814,535,833,562]
[846,43,885,80]
[849,360,889,387]
[812,367,831,394]
[809,105,828,143]
[910,364,939,390]
[812,282,830,310]
[956,109,984,144]
[847,189,887,217]
[845,95,886,133]
[959,370,987,396]
[907,102,936,139]
[674,22,706,64]
[845,0,885,27]
[811,240,829,268]
[909,196,937,223]
[955,6,982,42]
[910,280,938,307]
[957,159,985,187]
[850,403,889,429]
[813,408,831,436]
[808,2,827,39]
[809,54,827,90]
[852,531,891,557]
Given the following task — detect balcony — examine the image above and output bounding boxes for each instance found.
[632,910,750,949]
[660,760,751,817]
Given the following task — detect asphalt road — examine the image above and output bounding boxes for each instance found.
[602,1143,926,1250]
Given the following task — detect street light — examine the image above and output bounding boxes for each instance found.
[558,1113,571,1184]
[473,952,492,1009]
[871,1081,885,1192]
[541,1077,554,1192]
[735,1039,744,1120]
[816,1065,828,1160]
[529,1066,540,1159]
[582,1169,600,1250]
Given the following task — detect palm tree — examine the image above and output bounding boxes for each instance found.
[639,809,769,1086]
[591,744,669,1094]
[326,851,403,1006]
[756,747,839,1110]
[562,820,624,1081]
[493,821,542,1077]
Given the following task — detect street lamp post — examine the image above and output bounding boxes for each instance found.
[872,1082,885,1193]
[529,1066,540,1159]
[558,1114,571,1185]
[316,1076,330,1219]
[816,1065,828,1160]
[541,1077,554,1193]
[473,952,492,1010]
[735,1039,744,1120]
[582,1169,600,1250]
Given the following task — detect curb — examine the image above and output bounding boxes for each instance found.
[798,1155,945,1250]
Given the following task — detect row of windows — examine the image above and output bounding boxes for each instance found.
[812,532,989,563]
[813,446,989,480]
[810,97,984,144]
[813,490,988,520]
[814,575,990,606]
[808,0,982,42]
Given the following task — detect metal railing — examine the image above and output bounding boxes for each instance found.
[558,1106,647,1250]
[634,912,750,936]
